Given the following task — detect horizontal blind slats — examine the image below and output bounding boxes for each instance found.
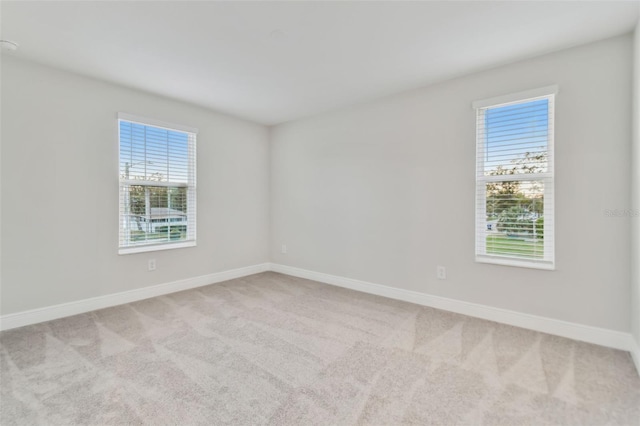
[475,93,554,267]
[119,118,197,251]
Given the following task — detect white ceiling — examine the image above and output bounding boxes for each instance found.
[1,1,638,125]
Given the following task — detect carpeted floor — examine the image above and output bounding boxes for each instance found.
[1,271,638,425]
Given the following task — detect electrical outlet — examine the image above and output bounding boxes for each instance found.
[148,259,156,271]
[437,266,446,280]
[281,244,287,254]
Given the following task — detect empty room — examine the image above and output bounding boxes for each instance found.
[1,1,639,424]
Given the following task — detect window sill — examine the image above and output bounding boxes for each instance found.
[476,255,555,270]
[119,240,196,255]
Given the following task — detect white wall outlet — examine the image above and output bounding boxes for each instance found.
[281,244,287,254]
[148,259,156,271]
[437,266,446,280]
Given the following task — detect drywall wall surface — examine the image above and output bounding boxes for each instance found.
[270,35,633,331]
[1,56,270,314]
[631,22,640,347]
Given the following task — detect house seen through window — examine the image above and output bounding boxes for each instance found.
[118,113,197,254]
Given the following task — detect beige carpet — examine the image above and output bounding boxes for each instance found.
[1,272,638,425]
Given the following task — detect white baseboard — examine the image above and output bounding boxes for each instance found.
[0,263,270,331]
[2,260,637,372]
[270,263,636,353]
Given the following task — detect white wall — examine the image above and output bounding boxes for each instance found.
[631,22,640,348]
[1,56,270,315]
[270,35,633,332]
[1,33,636,337]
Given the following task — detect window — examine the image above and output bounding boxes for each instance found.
[473,86,556,269]
[118,113,197,254]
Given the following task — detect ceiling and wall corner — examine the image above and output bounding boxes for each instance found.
[0,1,638,125]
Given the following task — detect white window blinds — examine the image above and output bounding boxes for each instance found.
[474,87,556,269]
[118,113,197,254]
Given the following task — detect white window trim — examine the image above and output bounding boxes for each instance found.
[472,85,558,109]
[117,112,198,134]
[117,113,197,255]
[473,86,557,270]
[119,240,196,255]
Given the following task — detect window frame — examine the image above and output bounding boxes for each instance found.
[117,113,198,255]
[473,86,557,270]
